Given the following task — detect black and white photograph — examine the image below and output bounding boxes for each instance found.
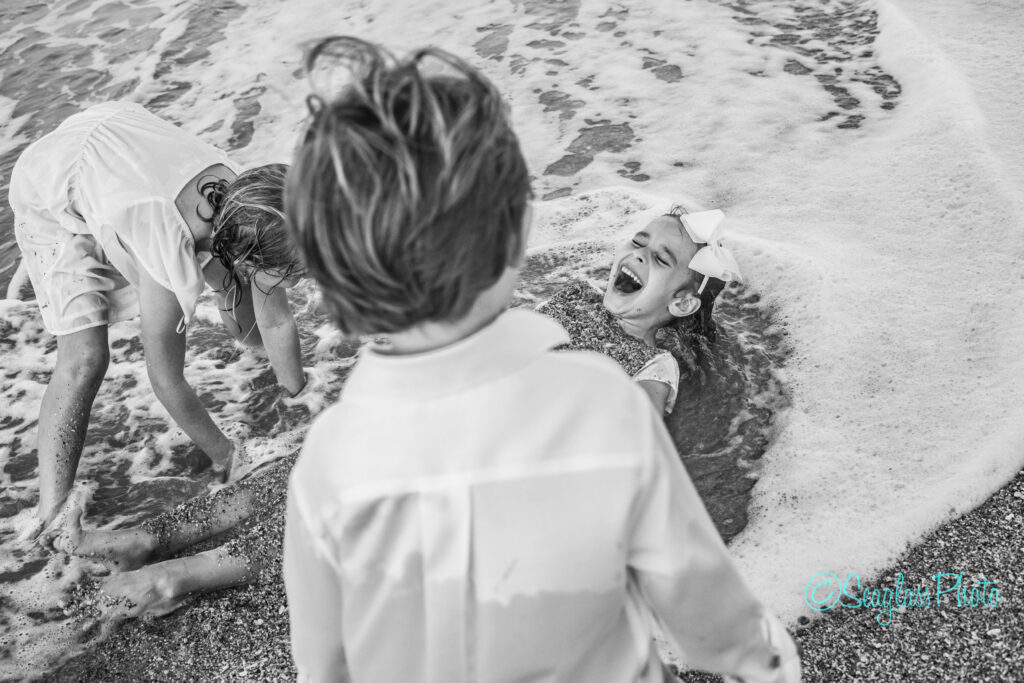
[0,0,1021,681]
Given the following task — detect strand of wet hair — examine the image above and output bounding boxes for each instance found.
[198,175,247,312]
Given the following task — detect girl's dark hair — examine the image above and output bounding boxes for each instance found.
[656,277,725,380]
[203,163,299,295]
[672,275,725,339]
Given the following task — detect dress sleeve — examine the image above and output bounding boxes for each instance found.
[628,407,801,683]
[632,352,679,414]
[111,198,206,325]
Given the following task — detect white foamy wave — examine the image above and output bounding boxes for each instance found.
[0,94,29,171]
[723,0,1024,620]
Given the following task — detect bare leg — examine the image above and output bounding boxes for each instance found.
[97,547,256,619]
[52,476,261,570]
[59,456,293,620]
[35,326,109,535]
[4,258,30,300]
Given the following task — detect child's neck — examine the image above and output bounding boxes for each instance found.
[612,316,658,347]
[383,312,501,355]
[379,266,519,356]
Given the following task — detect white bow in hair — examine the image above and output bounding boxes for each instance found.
[676,208,743,294]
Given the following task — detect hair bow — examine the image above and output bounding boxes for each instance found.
[671,207,743,294]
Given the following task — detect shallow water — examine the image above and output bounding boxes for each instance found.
[1,0,1023,678]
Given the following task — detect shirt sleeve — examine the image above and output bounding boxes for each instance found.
[628,408,800,683]
[111,198,206,324]
[632,352,679,414]
[283,475,352,683]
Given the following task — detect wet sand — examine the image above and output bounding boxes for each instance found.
[42,457,298,682]
[680,467,1024,683]
[42,464,1024,682]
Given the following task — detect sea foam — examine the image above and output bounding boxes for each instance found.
[724,0,1024,619]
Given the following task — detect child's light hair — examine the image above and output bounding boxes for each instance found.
[205,163,299,293]
[285,36,532,336]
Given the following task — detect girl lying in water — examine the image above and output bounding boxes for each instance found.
[51,205,742,618]
[544,205,741,415]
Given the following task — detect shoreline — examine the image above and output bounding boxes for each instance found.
[41,465,1024,682]
[679,466,1024,683]
[790,465,1023,682]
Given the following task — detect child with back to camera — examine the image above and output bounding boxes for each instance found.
[282,36,800,683]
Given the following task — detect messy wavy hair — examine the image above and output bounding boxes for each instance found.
[285,36,532,336]
[202,163,300,295]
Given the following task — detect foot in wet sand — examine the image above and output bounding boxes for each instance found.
[17,513,47,545]
[47,489,158,571]
[35,487,87,550]
[29,486,88,548]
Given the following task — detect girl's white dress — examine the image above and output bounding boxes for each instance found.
[633,351,679,413]
[8,101,235,335]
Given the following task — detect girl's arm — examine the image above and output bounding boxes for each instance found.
[633,352,678,415]
[138,267,232,469]
[202,258,263,347]
[636,379,670,414]
[250,272,306,396]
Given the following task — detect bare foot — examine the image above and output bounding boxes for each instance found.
[16,514,46,544]
[47,490,157,571]
[35,487,87,550]
[96,565,190,619]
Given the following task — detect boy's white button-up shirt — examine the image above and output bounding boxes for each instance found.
[284,308,795,683]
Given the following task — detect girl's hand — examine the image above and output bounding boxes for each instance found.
[209,448,233,484]
[284,371,310,399]
[212,423,253,483]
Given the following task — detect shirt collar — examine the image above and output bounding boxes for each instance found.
[344,308,569,401]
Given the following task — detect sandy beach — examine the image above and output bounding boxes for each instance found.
[41,457,298,683]
[41,462,1024,682]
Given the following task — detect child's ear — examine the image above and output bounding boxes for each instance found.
[668,293,701,318]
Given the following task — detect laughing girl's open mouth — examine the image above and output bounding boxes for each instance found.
[613,264,644,294]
